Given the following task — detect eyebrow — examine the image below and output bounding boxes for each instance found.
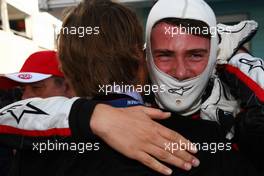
[186,49,209,54]
[153,49,175,55]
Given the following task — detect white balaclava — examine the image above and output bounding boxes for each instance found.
[146,0,219,115]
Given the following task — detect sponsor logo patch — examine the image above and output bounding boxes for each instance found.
[168,86,193,96]
[18,74,32,80]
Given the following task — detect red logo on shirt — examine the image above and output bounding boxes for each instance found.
[18,74,32,80]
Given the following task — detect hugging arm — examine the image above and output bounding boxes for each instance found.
[0,96,198,175]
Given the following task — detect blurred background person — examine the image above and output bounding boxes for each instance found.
[0,50,74,176]
[0,50,74,99]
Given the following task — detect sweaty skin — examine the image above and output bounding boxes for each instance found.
[151,23,210,81]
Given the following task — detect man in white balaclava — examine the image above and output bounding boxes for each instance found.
[146,0,257,130]
[146,0,218,116]
[146,0,264,173]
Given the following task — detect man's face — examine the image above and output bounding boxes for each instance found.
[21,77,67,99]
[151,22,210,81]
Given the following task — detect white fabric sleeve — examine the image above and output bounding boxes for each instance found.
[0,96,79,136]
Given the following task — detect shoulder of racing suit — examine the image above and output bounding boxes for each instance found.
[218,52,264,172]
[0,96,99,148]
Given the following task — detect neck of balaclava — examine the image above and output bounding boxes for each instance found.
[179,77,215,116]
[178,98,202,116]
[155,96,202,116]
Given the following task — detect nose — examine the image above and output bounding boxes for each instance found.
[169,58,189,81]
[21,86,35,100]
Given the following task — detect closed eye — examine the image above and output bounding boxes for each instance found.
[187,49,208,61]
[156,53,171,57]
[191,53,203,57]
